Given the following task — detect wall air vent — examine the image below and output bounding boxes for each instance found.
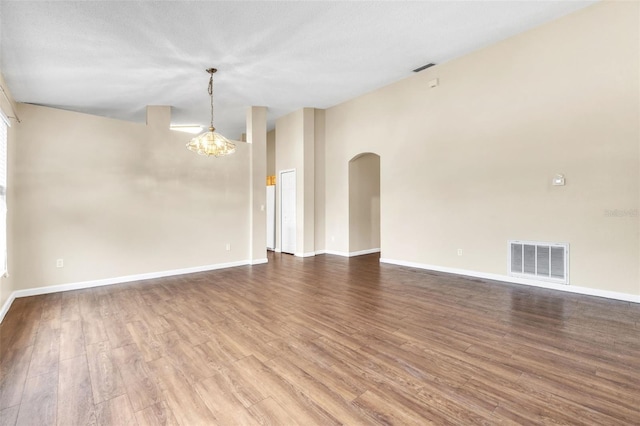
[413,63,436,72]
[508,241,569,284]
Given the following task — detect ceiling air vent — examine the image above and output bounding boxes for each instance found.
[508,241,569,284]
[413,63,436,72]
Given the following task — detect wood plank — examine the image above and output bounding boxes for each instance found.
[148,356,217,425]
[79,292,108,346]
[57,355,96,426]
[0,345,34,410]
[86,341,126,404]
[157,331,217,385]
[228,355,341,425]
[132,304,173,336]
[134,401,179,426]
[270,339,364,401]
[209,365,268,409]
[59,291,81,322]
[266,356,370,425]
[0,405,19,426]
[161,312,209,346]
[15,372,57,426]
[216,320,282,363]
[353,389,442,425]
[516,372,640,424]
[95,394,137,426]
[268,338,336,370]
[197,332,247,369]
[59,320,85,361]
[39,293,62,323]
[27,320,60,378]
[194,374,260,425]
[247,397,298,426]
[103,314,134,349]
[126,320,165,363]
[82,316,108,346]
[112,343,161,412]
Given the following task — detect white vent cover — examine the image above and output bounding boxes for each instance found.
[508,241,569,284]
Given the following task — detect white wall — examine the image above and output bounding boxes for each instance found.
[324,2,640,296]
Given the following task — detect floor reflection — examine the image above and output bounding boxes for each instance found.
[509,290,569,326]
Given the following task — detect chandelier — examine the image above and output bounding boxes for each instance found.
[186,68,236,157]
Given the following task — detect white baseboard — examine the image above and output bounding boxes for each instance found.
[380,258,640,304]
[274,248,281,253]
[251,258,268,265]
[320,248,380,258]
[0,259,252,323]
[0,292,16,324]
[295,252,317,258]
[349,248,381,257]
[5,255,635,324]
[321,249,349,257]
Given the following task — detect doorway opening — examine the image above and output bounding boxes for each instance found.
[348,153,380,256]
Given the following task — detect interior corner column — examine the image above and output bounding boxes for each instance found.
[302,108,315,256]
[247,106,267,264]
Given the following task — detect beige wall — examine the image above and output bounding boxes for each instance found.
[10,103,251,291]
[267,129,276,177]
[247,106,267,262]
[324,2,640,296]
[349,153,380,253]
[314,109,326,253]
[302,108,315,254]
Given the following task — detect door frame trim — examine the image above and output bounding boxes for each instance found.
[279,169,296,254]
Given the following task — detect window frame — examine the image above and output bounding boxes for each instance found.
[0,108,9,277]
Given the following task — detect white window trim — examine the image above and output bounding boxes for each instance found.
[0,116,7,277]
[0,108,10,127]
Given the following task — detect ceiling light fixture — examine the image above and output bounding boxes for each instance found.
[186,68,236,157]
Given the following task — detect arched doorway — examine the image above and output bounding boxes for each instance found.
[349,153,381,255]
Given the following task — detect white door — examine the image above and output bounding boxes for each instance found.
[280,170,296,254]
[266,185,276,250]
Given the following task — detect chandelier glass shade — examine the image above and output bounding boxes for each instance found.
[186,126,236,157]
[186,68,235,157]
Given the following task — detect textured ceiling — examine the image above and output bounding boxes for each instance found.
[0,1,596,139]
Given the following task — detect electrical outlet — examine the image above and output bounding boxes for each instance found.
[226,243,231,251]
[56,259,64,268]
[457,249,463,256]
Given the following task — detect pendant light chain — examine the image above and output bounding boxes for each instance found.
[208,71,214,129]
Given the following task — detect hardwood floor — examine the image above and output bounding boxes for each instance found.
[1,252,639,425]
